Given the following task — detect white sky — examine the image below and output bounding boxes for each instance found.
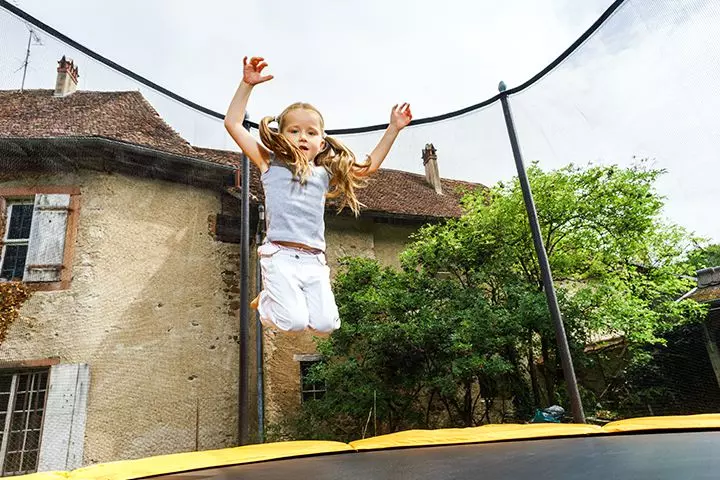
[3,0,719,243]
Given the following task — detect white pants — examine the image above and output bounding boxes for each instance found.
[257,242,341,333]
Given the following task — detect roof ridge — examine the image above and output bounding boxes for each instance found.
[0,89,145,96]
[127,91,194,150]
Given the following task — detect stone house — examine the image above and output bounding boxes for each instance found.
[0,58,480,475]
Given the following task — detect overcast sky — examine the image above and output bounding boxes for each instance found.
[5,0,611,123]
[3,0,719,243]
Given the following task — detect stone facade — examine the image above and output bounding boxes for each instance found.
[1,170,242,463]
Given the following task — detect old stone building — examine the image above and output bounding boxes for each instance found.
[0,57,480,474]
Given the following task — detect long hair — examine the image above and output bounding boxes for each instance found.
[258,102,369,215]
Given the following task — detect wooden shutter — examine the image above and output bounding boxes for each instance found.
[23,194,71,282]
[36,364,90,472]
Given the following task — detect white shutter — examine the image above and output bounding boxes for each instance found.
[37,364,90,472]
[23,194,71,282]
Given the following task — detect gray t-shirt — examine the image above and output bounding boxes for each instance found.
[261,157,330,251]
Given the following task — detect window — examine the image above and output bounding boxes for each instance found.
[0,189,79,290]
[0,370,48,476]
[0,200,34,281]
[300,360,326,403]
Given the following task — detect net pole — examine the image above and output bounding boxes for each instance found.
[238,114,251,444]
[499,82,585,424]
[256,205,265,442]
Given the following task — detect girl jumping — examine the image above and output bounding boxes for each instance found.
[224,56,412,333]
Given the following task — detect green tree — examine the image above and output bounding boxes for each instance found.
[405,162,705,407]
[686,244,720,271]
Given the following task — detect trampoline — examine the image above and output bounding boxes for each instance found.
[2,1,720,479]
[21,415,720,479]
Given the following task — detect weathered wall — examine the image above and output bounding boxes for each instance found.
[1,170,244,464]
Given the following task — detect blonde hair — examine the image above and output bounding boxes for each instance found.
[259,102,369,215]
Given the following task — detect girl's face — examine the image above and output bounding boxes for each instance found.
[280,108,326,162]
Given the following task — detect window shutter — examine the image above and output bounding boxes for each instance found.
[36,364,90,472]
[23,194,71,282]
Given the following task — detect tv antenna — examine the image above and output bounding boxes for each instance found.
[17,24,44,92]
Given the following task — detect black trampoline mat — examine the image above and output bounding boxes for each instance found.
[147,431,720,480]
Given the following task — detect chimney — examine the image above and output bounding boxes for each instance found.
[697,267,720,288]
[422,143,442,195]
[54,56,79,97]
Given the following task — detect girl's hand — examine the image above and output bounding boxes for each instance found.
[243,56,274,86]
[390,103,412,131]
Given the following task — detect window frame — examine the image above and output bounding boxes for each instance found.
[299,359,327,403]
[0,368,50,476]
[0,199,35,282]
[0,187,80,291]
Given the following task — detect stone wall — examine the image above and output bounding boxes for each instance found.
[1,170,242,463]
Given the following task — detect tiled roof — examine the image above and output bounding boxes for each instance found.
[359,168,479,219]
[2,90,483,219]
[689,285,720,303]
[688,267,720,303]
[0,89,194,156]
[195,148,480,219]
